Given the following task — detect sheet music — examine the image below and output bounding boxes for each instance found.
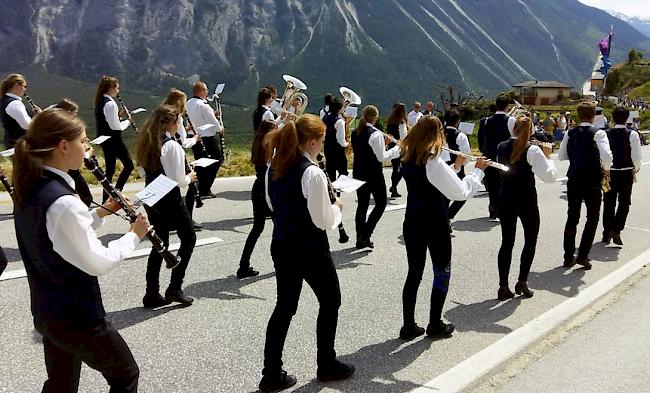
[215,83,225,95]
[90,136,111,145]
[191,158,219,167]
[459,122,475,134]
[627,111,640,124]
[331,175,366,193]
[344,106,358,118]
[0,148,15,157]
[130,108,146,115]
[136,175,177,207]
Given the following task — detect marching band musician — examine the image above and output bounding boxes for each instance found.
[386,102,408,198]
[13,109,148,392]
[441,110,471,224]
[259,114,354,392]
[238,119,276,279]
[602,106,642,246]
[480,94,512,220]
[351,105,401,249]
[94,76,134,202]
[186,81,224,198]
[398,116,488,340]
[1,73,40,148]
[323,97,350,243]
[320,94,334,119]
[134,105,196,308]
[252,88,277,132]
[558,101,613,270]
[496,116,556,301]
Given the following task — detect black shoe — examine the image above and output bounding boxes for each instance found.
[165,288,194,306]
[515,281,534,298]
[259,370,297,393]
[426,321,455,339]
[317,359,355,382]
[192,221,203,231]
[602,232,612,244]
[612,232,623,246]
[237,266,259,279]
[576,256,592,270]
[563,256,577,268]
[399,324,425,341]
[200,192,217,199]
[448,220,453,234]
[355,238,374,249]
[338,227,349,243]
[488,214,499,222]
[497,286,515,301]
[142,293,170,308]
[389,187,401,198]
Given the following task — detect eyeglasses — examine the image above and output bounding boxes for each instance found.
[80,137,91,145]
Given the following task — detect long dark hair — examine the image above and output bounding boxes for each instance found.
[251,120,277,166]
[135,105,179,173]
[12,109,85,206]
[386,103,407,126]
[94,76,118,107]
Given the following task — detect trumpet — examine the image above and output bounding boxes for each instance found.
[276,74,308,120]
[507,99,526,117]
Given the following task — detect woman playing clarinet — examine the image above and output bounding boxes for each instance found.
[12,108,149,392]
[134,105,196,308]
[399,116,489,340]
[1,73,40,148]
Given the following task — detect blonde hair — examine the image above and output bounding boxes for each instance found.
[355,105,379,134]
[401,116,445,165]
[1,74,26,96]
[510,116,533,163]
[163,88,187,116]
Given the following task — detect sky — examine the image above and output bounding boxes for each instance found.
[579,0,650,19]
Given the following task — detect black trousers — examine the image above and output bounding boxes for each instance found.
[144,194,196,294]
[35,319,139,393]
[325,151,348,182]
[498,202,540,286]
[390,158,402,190]
[101,136,134,202]
[0,246,7,276]
[484,166,501,216]
[239,169,271,270]
[402,216,452,327]
[191,136,221,196]
[68,170,93,207]
[603,171,634,235]
[355,175,388,241]
[564,181,602,260]
[263,241,341,375]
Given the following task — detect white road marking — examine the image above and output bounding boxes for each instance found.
[625,225,650,233]
[410,247,650,393]
[0,237,223,282]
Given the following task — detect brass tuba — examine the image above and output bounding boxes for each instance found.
[339,86,362,120]
[275,74,308,119]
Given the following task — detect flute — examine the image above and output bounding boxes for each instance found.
[183,113,210,159]
[442,147,509,172]
[0,173,14,201]
[115,94,139,134]
[83,155,180,269]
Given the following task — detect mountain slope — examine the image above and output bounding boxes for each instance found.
[607,10,650,38]
[1,0,649,110]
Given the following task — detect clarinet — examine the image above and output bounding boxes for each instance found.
[115,94,139,134]
[183,113,210,158]
[23,93,40,112]
[215,96,227,163]
[0,173,14,201]
[173,133,204,208]
[83,155,180,269]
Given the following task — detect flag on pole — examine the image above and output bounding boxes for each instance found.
[598,31,613,75]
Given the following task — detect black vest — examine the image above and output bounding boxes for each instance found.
[324,113,345,158]
[351,125,382,180]
[95,95,115,138]
[566,126,602,186]
[497,139,536,204]
[444,127,461,163]
[143,135,183,210]
[253,105,274,132]
[386,123,401,149]
[482,113,511,159]
[268,156,329,253]
[401,156,447,222]
[606,127,633,169]
[14,171,105,324]
[1,95,27,148]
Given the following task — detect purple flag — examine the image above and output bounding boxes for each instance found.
[598,35,610,56]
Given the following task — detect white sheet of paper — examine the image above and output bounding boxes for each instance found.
[191,158,219,167]
[136,175,177,207]
[197,123,216,132]
[344,106,358,118]
[271,100,282,114]
[459,122,475,134]
[0,148,15,157]
[131,108,146,115]
[627,111,640,124]
[214,83,225,95]
[331,175,366,194]
[90,136,111,145]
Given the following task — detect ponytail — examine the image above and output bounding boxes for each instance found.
[510,116,533,163]
[94,76,118,107]
[355,105,379,135]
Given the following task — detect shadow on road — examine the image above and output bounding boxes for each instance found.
[184,272,274,301]
[444,298,522,334]
[107,303,189,331]
[201,217,265,234]
[215,190,251,202]
[590,242,622,262]
[2,246,22,263]
[528,266,587,298]
[451,217,500,232]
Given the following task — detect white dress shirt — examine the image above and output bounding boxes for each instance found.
[186,97,223,137]
[407,111,422,128]
[43,166,140,277]
[525,143,557,183]
[102,95,130,131]
[611,125,643,171]
[161,133,191,187]
[175,117,197,149]
[335,118,348,147]
[262,105,276,123]
[368,123,400,162]
[265,153,342,230]
[593,115,607,129]
[558,122,613,170]
[320,105,329,120]
[4,93,32,130]
[440,127,471,162]
[398,123,407,140]
[425,153,485,201]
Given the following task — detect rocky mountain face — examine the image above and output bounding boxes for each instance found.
[607,10,650,38]
[2,0,649,109]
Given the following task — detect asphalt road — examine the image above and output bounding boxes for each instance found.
[2,148,650,393]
